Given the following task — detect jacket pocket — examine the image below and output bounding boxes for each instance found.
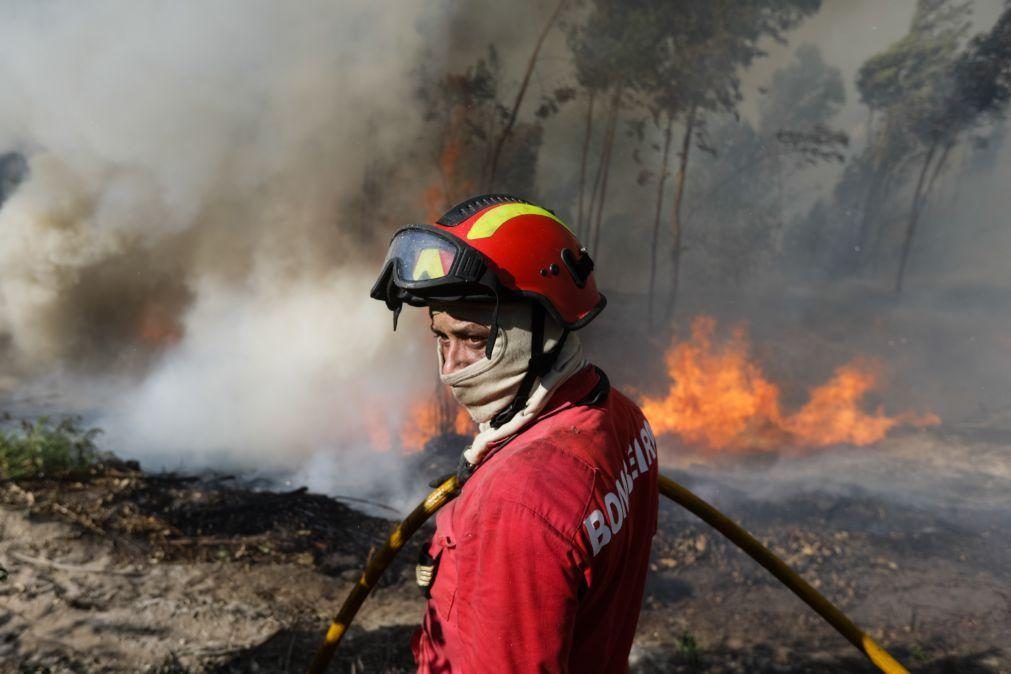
[429,531,458,623]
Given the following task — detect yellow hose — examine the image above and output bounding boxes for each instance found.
[306,476,461,674]
[308,474,909,674]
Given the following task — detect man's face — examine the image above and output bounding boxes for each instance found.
[430,307,492,375]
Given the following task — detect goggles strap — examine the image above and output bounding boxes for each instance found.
[382,270,403,331]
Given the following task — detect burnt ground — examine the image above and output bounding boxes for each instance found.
[1,431,1009,674]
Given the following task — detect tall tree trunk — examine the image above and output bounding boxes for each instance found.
[856,114,892,269]
[648,114,674,328]
[590,87,622,255]
[584,101,608,244]
[665,104,697,323]
[576,90,596,240]
[924,139,954,202]
[484,0,567,190]
[895,140,938,294]
[869,169,898,274]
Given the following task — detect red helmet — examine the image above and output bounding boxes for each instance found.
[371,194,606,329]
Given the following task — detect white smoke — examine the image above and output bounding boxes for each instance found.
[0,1,445,492]
[102,275,419,466]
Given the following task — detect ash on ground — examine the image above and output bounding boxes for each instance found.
[2,429,1009,674]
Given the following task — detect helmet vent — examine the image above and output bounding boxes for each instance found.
[561,247,595,289]
[436,193,528,226]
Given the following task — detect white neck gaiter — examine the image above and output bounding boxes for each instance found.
[436,303,533,425]
[432,302,587,467]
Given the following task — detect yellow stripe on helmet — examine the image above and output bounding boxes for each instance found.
[466,203,571,240]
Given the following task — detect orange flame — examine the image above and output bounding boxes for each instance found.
[399,399,474,451]
[640,316,939,453]
[365,389,476,453]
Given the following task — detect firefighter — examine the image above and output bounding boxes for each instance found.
[370,194,659,673]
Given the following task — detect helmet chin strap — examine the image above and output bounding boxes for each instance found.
[489,303,569,429]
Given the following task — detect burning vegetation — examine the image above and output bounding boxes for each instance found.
[640,316,940,454]
[387,315,940,457]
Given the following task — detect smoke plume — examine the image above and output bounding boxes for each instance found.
[0,1,442,493]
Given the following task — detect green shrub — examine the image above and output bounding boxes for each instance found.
[0,416,101,480]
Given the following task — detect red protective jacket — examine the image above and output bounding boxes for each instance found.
[412,366,660,673]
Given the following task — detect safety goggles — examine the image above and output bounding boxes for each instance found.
[370,225,498,311]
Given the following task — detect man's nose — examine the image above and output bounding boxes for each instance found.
[442,340,466,375]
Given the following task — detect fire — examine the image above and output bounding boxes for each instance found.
[640,316,939,453]
[365,386,476,453]
[399,398,474,451]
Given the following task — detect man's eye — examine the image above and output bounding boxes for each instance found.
[467,336,486,346]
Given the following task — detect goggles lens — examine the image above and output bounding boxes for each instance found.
[386,228,459,283]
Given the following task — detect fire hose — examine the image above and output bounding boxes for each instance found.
[308,474,910,674]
